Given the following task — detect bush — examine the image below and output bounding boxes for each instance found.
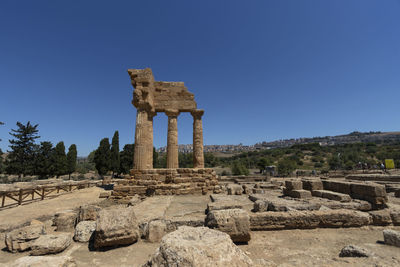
[277,158,296,177]
[231,161,249,176]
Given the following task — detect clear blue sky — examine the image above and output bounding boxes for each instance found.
[1,0,399,156]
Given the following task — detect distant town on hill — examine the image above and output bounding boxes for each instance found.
[156,131,400,153]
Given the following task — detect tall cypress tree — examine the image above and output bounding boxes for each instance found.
[34,141,54,178]
[53,141,68,177]
[6,121,40,177]
[110,131,120,177]
[66,144,77,180]
[94,138,111,177]
[119,144,134,174]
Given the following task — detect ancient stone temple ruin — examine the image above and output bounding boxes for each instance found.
[113,68,219,197]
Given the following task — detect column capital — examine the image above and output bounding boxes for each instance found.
[165,109,180,117]
[191,109,204,119]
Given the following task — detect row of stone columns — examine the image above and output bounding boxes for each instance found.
[133,109,204,170]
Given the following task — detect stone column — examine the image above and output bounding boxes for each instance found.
[191,109,204,168]
[166,110,180,169]
[133,109,156,170]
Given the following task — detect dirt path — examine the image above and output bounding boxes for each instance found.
[0,187,104,232]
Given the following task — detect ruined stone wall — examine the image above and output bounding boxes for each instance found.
[112,168,219,197]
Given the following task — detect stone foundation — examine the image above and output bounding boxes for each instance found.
[112,168,219,197]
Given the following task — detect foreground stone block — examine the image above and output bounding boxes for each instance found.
[250,209,370,231]
[206,201,244,213]
[8,255,76,267]
[74,221,96,242]
[30,233,72,255]
[285,189,312,199]
[250,211,320,230]
[53,210,78,232]
[78,204,101,222]
[383,229,400,247]
[5,223,46,253]
[368,209,392,226]
[94,206,140,249]
[317,210,371,228]
[142,226,254,267]
[322,180,351,195]
[205,209,251,243]
[339,245,371,257]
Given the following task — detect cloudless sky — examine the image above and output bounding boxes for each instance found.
[0,0,399,156]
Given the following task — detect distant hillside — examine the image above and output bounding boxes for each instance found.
[156,131,400,153]
[255,131,400,149]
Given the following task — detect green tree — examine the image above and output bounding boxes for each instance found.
[66,144,77,179]
[257,157,271,173]
[110,131,120,177]
[119,144,134,174]
[94,138,111,177]
[34,141,54,178]
[277,158,296,177]
[53,141,68,177]
[6,121,40,177]
[231,160,249,175]
[328,154,343,170]
[153,147,159,168]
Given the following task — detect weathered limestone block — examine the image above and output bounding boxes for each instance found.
[94,206,140,249]
[206,201,244,213]
[312,190,352,202]
[8,255,76,267]
[78,205,101,222]
[250,211,320,230]
[395,189,400,198]
[351,183,386,197]
[30,233,72,256]
[284,189,312,199]
[322,180,352,194]
[205,209,251,243]
[250,209,370,230]
[368,209,392,226]
[5,223,46,253]
[383,229,400,247]
[146,220,167,243]
[339,245,371,257]
[142,226,254,267]
[74,221,96,242]
[302,179,323,191]
[285,180,302,191]
[53,210,78,232]
[227,184,243,195]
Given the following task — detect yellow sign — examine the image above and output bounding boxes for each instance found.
[385,159,395,169]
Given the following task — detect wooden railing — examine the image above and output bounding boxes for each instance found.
[0,180,102,208]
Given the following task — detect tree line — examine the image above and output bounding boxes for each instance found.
[0,121,77,179]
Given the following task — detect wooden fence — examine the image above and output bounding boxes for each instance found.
[0,180,102,208]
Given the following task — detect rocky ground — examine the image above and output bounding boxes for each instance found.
[0,185,400,266]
